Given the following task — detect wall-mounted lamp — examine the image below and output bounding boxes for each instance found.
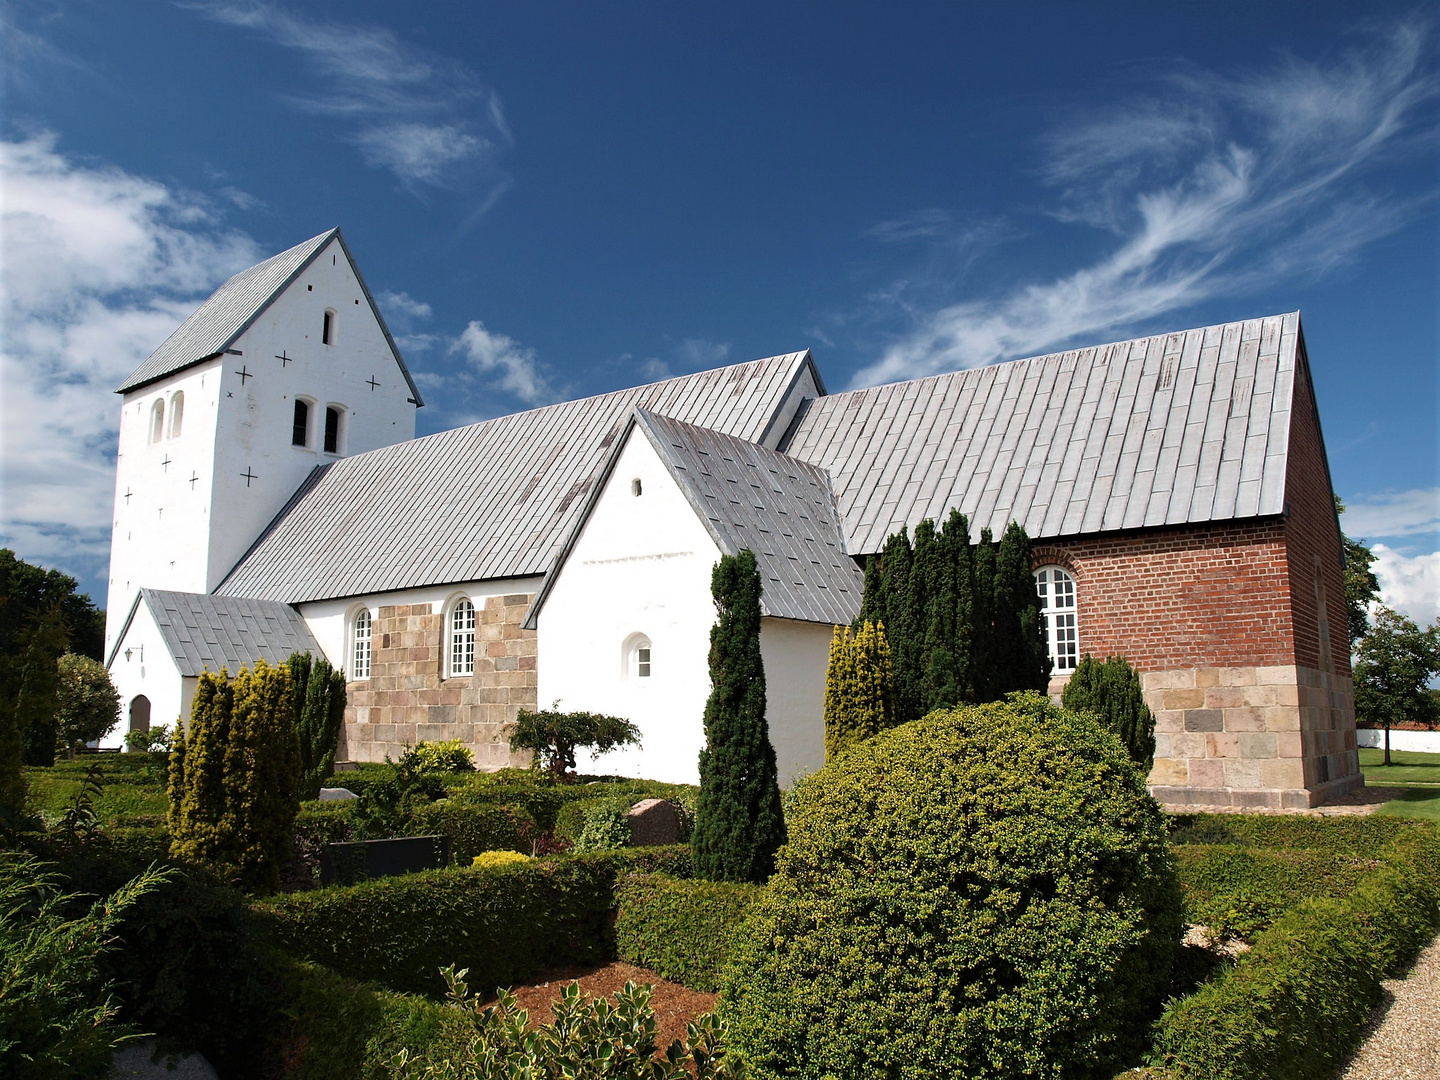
[124,645,143,662]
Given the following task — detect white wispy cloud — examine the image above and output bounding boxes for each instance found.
[189,2,512,196]
[377,290,433,323]
[854,18,1437,387]
[0,134,262,592]
[451,321,551,406]
[1342,488,1440,542]
[1372,545,1440,626]
[675,338,731,371]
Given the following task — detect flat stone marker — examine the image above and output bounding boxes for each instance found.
[318,787,358,801]
[627,798,681,846]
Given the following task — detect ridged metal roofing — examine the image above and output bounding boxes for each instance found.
[114,589,320,677]
[784,312,1302,554]
[115,228,423,404]
[640,410,861,624]
[217,352,817,603]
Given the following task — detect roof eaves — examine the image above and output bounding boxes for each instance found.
[104,590,147,668]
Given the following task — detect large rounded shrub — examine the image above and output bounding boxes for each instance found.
[720,692,1182,1080]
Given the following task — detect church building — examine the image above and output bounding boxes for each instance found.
[104,229,1361,809]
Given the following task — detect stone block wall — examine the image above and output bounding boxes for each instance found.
[339,593,537,766]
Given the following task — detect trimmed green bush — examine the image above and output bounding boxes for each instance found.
[1150,829,1440,1080]
[288,651,347,801]
[571,798,632,852]
[251,846,695,997]
[405,799,534,861]
[615,873,761,991]
[1173,844,1376,938]
[721,693,1183,1080]
[1167,812,1424,855]
[407,739,476,774]
[1062,653,1155,769]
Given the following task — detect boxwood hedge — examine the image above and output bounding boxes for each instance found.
[615,873,761,991]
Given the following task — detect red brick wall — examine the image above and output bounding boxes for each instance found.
[1033,520,1296,672]
[1281,353,1351,677]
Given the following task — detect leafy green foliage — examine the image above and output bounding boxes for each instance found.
[54,653,120,759]
[392,968,744,1080]
[288,651,349,800]
[693,550,786,884]
[1062,653,1156,769]
[571,798,632,852]
[168,659,302,893]
[409,739,477,774]
[721,694,1182,1080]
[509,706,642,780]
[615,873,761,991]
[1335,496,1382,650]
[406,799,535,861]
[1149,829,1440,1080]
[250,847,694,997]
[1166,812,1424,856]
[0,854,168,1080]
[0,548,105,662]
[12,604,68,768]
[822,620,895,761]
[123,724,172,753]
[1354,607,1440,747]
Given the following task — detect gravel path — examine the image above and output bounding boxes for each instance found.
[1335,930,1440,1079]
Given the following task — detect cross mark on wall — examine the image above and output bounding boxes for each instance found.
[240,467,258,487]
[235,365,253,385]
[124,487,132,504]
[161,455,172,472]
[366,375,381,391]
[275,350,293,367]
[189,471,199,489]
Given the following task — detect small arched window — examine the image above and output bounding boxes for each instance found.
[631,478,643,497]
[351,608,372,680]
[449,598,476,677]
[1034,566,1079,674]
[292,400,310,447]
[148,399,165,444]
[624,634,653,680]
[129,695,151,735]
[168,391,184,438]
[322,309,335,345]
[324,406,343,454]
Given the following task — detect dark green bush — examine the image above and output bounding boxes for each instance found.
[1168,813,1424,855]
[405,799,535,861]
[720,694,1183,1080]
[615,873,760,991]
[251,846,695,997]
[1150,829,1440,1080]
[1173,844,1375,938]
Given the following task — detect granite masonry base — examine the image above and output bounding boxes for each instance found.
[339,593,538,766]
[1143,664,1361,810]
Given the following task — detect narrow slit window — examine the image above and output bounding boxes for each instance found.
[352,609,372,680]
[324,406,341,453]
[168,391,184,438]
[322,310,335,345]
[292,400,309,447]
[149,399,165,444]
[450,599,476,676]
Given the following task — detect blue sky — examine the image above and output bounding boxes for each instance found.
[2,1,1436,621]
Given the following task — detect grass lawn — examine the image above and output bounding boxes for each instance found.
[1375,788,1440,822]
[1359,746,1440,786]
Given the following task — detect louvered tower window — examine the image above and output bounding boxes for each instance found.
[1034,567,1079,674]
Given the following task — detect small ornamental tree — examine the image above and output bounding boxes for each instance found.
[54,653,121,759]
[693,550,787,884]
[168,659,300,893]
[1062,654,1157,770]
[823,620,895,761]
[1354,607,1440,765]
[287,650,347,799]
[509,706,641,780]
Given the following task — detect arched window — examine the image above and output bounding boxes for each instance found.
[322,309,335,345]
[631,478,643,497]
[148,399,165,444]
[351,608,372,680]
[623,634,652,680]
[168,391,184,438]
[1034,566,1078,674]
[324,406,343,454]
[292,399,311,447]
[449,598,476,676]
[129,695,151,736]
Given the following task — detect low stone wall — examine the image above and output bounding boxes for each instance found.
[340,593,537,765]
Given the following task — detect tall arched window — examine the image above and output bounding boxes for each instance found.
[1034,566,1079,674]
[168,391,184,438]
[148,399,165,444]
[292,399,311,447]
[351,608,372,680]
[322,309,336,345]
[449,598,476,676]
[324,406,343,454]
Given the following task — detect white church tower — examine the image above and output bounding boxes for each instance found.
[105,229,422,657]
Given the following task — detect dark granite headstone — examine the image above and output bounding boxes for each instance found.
[320,834,449,886]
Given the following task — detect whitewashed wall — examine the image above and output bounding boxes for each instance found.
[104,599,194,748]
[1356,728,1440,754]
[759,617,831,784]
[105,235,416,656]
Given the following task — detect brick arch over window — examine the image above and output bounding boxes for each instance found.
[1030,545,1081,579]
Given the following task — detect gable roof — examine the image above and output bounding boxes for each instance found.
[115,228,423,404]
[784,312,1303,554]
[524,410,862,629]
[216,351,821,604]
[107,589,321,677]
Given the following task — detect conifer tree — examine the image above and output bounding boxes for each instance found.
[881,527,925,724]
[1063,654,1156,770]
[857,555,885,628]
[287,651,348,800]
[824,620,895,760]
[924,511,971,711]
[693,550,786,884]
[11,605,69,767]
[993,522,1051,694]
[971,528,998,702]
[169,659,300,893]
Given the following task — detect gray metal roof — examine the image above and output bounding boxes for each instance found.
[110,589,321,677]
[217,352,818,603]
[784,312,1303,554]
[115,228,423,404]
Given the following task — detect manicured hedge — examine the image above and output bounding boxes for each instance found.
[1167,813,1424,856]
[1150,828,1440,1080]
[406,799,535,861]
[251,846,694,997]
[1172,844,1375,938]
[615,873,761,991]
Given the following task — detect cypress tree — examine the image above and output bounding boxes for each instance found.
[1063,654,1156,770]
[971,528,998,702]
[288,651,348,800]
[924,511,967,711]
[14,605,69,767]
[858,554,885,628]
[882,527,925,725]
[948,510,977,704]
[824,625,857,761]
[824,620,895,760]
[993,522,1051,694]
[693,550,786,884]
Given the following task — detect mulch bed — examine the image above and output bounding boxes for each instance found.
[493,962,719,1049]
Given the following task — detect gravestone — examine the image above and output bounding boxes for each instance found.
[627,798,681,846]
[320,834,449,886]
